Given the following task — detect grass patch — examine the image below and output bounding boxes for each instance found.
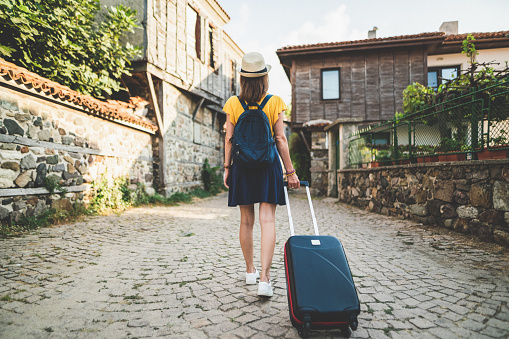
[383,326,395,335]
[0,204,87,238]
[123,295,143,300]
[0,294,11,301]
[384,305,394,315]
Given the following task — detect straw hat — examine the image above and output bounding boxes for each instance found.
[239,52,272,77]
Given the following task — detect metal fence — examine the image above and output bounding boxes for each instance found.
[348,76,509,167]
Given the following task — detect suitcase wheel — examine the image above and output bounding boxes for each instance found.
[298,315,311,338]
[350,314,358,331]
[340,325,351,338]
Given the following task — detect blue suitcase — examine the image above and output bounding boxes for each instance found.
[283,182,360,337]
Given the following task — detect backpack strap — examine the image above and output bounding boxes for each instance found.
[259,94,272,109]
[237,94,273,111]
[237,96,249,111]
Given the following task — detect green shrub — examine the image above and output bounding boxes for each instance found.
[44,176,68,197]
[201,159,223,195]
[88,174,132,213]
[288,132,310,182]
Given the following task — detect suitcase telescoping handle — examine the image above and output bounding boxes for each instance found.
[283,181,319,237]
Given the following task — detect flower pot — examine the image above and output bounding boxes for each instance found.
[477,148,508,160]
[416,155,439,163]
[392,159,411,165]
[438,153,466,162]
[371,162,380,168]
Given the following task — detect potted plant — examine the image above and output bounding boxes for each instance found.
[478,133,508,159]
[371,150,391,167]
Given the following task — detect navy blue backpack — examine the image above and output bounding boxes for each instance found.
[231,94,276,169]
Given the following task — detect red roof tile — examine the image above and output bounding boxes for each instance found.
[278,30,509,54]
[278,32,445,52]
[445,31,509,41]
[0,58,157,132]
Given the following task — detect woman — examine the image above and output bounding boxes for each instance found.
[223,52,300,297]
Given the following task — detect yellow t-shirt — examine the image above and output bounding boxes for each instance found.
[223,95,287,135]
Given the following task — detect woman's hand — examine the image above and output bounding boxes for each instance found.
[287,172,300,189]
[223,168,230,189]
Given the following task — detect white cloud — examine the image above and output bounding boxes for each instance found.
[224,4,366,104]
[283,5,364,47]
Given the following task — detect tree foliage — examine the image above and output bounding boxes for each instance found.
[0,0,141,98]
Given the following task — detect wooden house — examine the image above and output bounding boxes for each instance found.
[102,0,243,194]
[276,23,509,197]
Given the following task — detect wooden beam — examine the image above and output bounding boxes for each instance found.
[0,135,154,162]
[146,72,164,136]
[211,111,217,127]
[0,185,90,197]
[299,130,311,153]
[145,63,223,105]
[192,98,205,121]
[146,72,167,193]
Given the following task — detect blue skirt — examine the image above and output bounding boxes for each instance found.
[228,152,286,207]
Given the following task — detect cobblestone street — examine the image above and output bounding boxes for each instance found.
[1,192,509,338]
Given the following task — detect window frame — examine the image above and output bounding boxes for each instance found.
[186,5,201,60]
[208,24,215,69]
[427,65,461,89]
[320,68,341,101]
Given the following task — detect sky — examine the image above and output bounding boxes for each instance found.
[217,0,509,104]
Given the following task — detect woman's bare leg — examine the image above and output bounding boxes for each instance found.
[259,202,276,282]
[239,204,256,273]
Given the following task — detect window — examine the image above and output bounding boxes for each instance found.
[230,60,236,93]
[186,6,201,59]
[321,69,341,100]
[208,25,215,68]
[428,66,460,90]
[373,132,390,146]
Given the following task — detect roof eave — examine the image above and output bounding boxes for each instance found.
[277,36,445,58]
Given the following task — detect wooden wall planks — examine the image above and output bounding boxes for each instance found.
[292,47,426,125]
[142,0,239,104]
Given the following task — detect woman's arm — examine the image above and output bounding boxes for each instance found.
[273,112,300,189]
[224,115,234,188]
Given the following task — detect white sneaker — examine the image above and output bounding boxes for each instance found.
[246,269,259,285]
[257,281,273,297]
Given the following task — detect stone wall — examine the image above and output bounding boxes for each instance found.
[160,83,224,195]
[0,84,155,224]
[310,131,328,196]
[337,160,509,247]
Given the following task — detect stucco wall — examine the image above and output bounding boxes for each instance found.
[0,85,154,224]
[427,47,509,72]
[337,160,509,247]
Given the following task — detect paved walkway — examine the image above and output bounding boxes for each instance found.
[1,192,509,338]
